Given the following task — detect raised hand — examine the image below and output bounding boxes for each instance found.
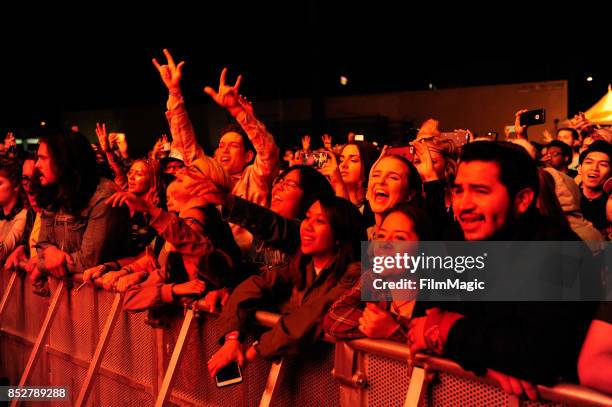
[109,133,129,158]
[412,140,439,182]
[152,49,185,95]
[95,123,109,152]
[322,134,332,150]
[204,67,243,116]
[105,192,150,213]
[318,151,340,180]
[301,135,311,151]
[416,118,440,141]
[4,132,16,150]
[514,109,529,139]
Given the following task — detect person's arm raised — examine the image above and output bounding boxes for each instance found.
[153,49,205,165]
[204,68,279,183]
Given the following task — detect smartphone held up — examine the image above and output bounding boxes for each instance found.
[519,109,546,127]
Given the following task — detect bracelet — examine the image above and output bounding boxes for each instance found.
[169,90,183,101]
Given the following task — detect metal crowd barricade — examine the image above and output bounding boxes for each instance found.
[1,271,612,407]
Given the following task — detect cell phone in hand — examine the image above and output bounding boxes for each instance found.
[302,152,329,168]
[519,109,546,127]
[215,361,243,388]
[386,145,415,161]
[438,131,471,148]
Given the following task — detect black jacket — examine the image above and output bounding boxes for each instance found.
[430,210,599,385]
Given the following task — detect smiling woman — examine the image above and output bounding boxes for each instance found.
[366,154,423,238]
[207,196,365,378]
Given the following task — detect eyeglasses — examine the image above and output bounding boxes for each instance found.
[273,177,300,190]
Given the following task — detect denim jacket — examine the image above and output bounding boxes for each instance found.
[37,178,132,274]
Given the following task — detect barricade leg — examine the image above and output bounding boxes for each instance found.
[75,292,123,407]
[10,280,65,407]
[332,341,366,406]
[403,366,426,407]
[259,358,284,407]
[154,308,194,407]
[0,272,18,327]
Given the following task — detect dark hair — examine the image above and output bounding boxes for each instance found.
[381,202,433,240]
[579,140,612,165]
[273,165,335,219]
[342,142,379,186]
[294,195,366,288]
[536,169,569,229]
[556,127,580,141]
[547,140,573,162]
[220,123,254,155]
[459,141,539,205]
[0,156,23,188]
[36,129,100,213]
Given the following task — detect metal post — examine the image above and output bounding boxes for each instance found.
[404,366,427,407]
[154,308,194,407]
[75,292,123,407]
[10,280,65,407]
[0,272,18,326]
[259,358,284,407]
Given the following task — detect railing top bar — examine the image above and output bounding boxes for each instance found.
[252,310,612,406]
[10,276,611,406]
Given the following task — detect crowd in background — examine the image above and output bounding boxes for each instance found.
[0,49,611,400]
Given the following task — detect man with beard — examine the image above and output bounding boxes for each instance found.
[407,142,599,400]
[28,129,131,281]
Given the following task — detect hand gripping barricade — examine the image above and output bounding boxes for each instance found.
[1,270,612,406]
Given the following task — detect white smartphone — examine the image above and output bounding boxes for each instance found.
[215,362,243,388]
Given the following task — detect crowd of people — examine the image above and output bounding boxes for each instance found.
[1,49,611,400]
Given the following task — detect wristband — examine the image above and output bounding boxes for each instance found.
[169,90,183,100]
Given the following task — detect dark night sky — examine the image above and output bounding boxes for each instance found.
[1,2,609,130]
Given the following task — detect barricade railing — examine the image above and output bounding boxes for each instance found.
[1,271,611,406]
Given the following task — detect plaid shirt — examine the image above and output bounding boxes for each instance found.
[323,282,412,343]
